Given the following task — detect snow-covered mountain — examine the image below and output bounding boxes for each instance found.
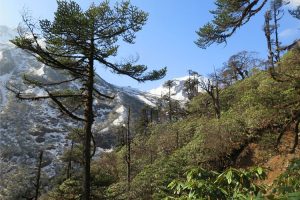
[149,76,191,102]
[0,26,160,181]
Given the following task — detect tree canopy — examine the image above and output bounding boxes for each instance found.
[196,0,269,48]
[195,0,299,49]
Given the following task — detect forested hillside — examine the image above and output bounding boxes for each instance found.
[33,43,300,200]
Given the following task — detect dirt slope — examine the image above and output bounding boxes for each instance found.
[261,131,300,186]
[235,130,300,186]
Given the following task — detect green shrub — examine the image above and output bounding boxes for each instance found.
[167,167,266,200]
[272,159,300,195]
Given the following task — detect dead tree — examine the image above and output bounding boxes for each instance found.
[199,73,221,119]
[66,140,74,179]
[126,107,132,194]
[264,0,285,69]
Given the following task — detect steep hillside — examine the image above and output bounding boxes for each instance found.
[82,48,300,199]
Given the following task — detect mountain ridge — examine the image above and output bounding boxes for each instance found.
[0,26,162,179]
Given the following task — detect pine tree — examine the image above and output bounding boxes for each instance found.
[9,1,166,199]
[196,0,269,48]
[289,5,300,19]
[195,0,298,49]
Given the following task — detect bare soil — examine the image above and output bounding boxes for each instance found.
[235,130,300,187]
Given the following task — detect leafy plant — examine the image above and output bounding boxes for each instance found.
[167,167,266,200]
[272,159,300,195]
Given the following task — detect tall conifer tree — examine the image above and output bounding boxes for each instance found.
[10,1,166,199]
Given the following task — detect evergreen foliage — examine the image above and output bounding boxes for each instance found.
[96,48,300,199]
[195,0,299,49]
[9,1,165,199]
[3,0,300,199]
[196,0,269,48]
[289,5,300,19]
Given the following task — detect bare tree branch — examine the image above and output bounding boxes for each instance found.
[93,88,115,99]
[47,91,85,122]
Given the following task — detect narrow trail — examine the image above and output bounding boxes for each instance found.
[261,131,300,186]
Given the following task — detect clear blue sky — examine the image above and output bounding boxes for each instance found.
[1,0,299,90]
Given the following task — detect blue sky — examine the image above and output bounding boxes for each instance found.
[0,0,299,90]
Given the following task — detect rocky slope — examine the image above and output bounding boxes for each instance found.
[0,26,159,180]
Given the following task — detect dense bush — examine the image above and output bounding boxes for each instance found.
[167,167,266,200]
[34,48,300,199]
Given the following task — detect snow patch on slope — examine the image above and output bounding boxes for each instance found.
[1,26,191,181]
[34,65,45,76]
[287,0,300,8]
[136,94,156,107]
[149,76,190,101]
[113,105,127,126]
[24,87,47,97]
[0,72,13,109]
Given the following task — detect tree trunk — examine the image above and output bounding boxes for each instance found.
[213,97,221,119]
[237,69,246,80]
[176,131,179,149]
[264,11,275,69]
[123,127,126,146]
[67,140,74,179]
[34,150,43,200]
[211,87,221,119]
[291,119,299,153]
[126,107,131,196]
[168,87,172,122]
[276,127,285,148]
[82,57,95,200]
[150,108,153,123]
[273,3,281,62]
